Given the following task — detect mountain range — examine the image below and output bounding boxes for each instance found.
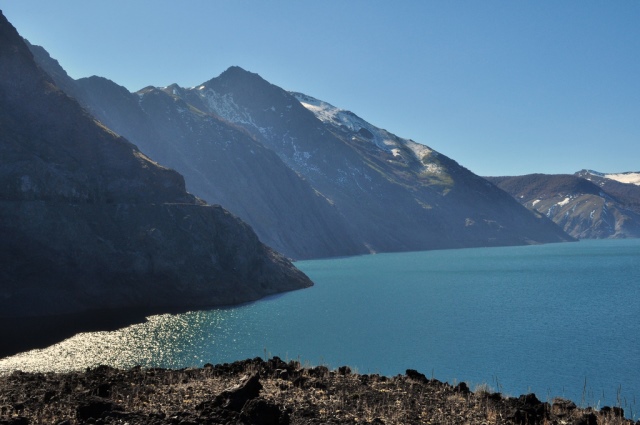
[0,10,311,320]
[486,170,640,239]
[27,43,573,260]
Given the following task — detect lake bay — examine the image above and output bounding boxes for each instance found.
[2,239,638,415]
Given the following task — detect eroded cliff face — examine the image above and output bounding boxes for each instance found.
[0,11,312,318]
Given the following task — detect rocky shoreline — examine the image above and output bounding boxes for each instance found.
[0,357,635,425]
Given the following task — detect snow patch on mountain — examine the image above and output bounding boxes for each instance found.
[404,139,433,162]
[292,92,399,150]
[293,94,338,124]
[198,89,257,128]
[292,143,320,173]
[292,92,441,174]
[580,170,640,186]
[603,172,640,185]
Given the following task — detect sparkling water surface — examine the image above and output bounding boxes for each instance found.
[2,239,639,414]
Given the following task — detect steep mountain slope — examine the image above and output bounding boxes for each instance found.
[187,68,572,250]
[29,47,573,255]
[0,11,311,318]
[486,174,640,239]
[28,43,364,260]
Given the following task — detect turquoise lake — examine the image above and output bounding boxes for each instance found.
[1,239,639,416]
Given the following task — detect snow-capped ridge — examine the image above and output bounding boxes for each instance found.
[291,92,440,173]
[602,172,640,186]
[579,169,640,186]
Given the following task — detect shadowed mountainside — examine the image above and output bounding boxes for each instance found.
[26,43,366,260]
[0,11,312,322]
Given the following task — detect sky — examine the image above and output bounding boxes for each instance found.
[2,1,639,177]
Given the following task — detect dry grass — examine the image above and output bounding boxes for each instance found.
[0,358,636,425]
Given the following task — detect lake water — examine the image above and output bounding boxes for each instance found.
[1,239,639,415]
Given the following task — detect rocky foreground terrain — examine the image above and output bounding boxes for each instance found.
[0,358,634,425]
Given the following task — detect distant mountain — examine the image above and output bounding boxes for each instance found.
[577,169,640,186]
[28,51,573,259]
[0,11,311,318]
[486,172,640,239]
[575,170,640,214]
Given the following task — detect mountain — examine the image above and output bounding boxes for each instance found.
[575,170,640,214]
[577,169,640,186]
[27,43,365,260]
[486,172,640,239]
[181,68,573,250]
[0,11,312,319]
[28,49,573,256]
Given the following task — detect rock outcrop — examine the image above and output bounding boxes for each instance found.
[0,11,312,319]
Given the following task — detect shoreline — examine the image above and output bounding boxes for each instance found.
[0,309,157,359]
[0,294,284,359]
[0,357,635,424]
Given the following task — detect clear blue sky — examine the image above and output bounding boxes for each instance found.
[3,1,639,176]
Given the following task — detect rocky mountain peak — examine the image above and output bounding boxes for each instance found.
[218,65,261,82]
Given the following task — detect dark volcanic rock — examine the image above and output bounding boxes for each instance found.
[454,382,470,394]
[504,393,548,425]
[240,398,289,425]
[405,369,429,384]
[1,359,635,425]
[0,12,311,322]
[76,396,122,421]
[551,398,577,417]
[600,405,625,418]
[212,373,262,411]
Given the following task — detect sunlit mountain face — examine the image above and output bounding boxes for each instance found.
[487,171,640,239]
